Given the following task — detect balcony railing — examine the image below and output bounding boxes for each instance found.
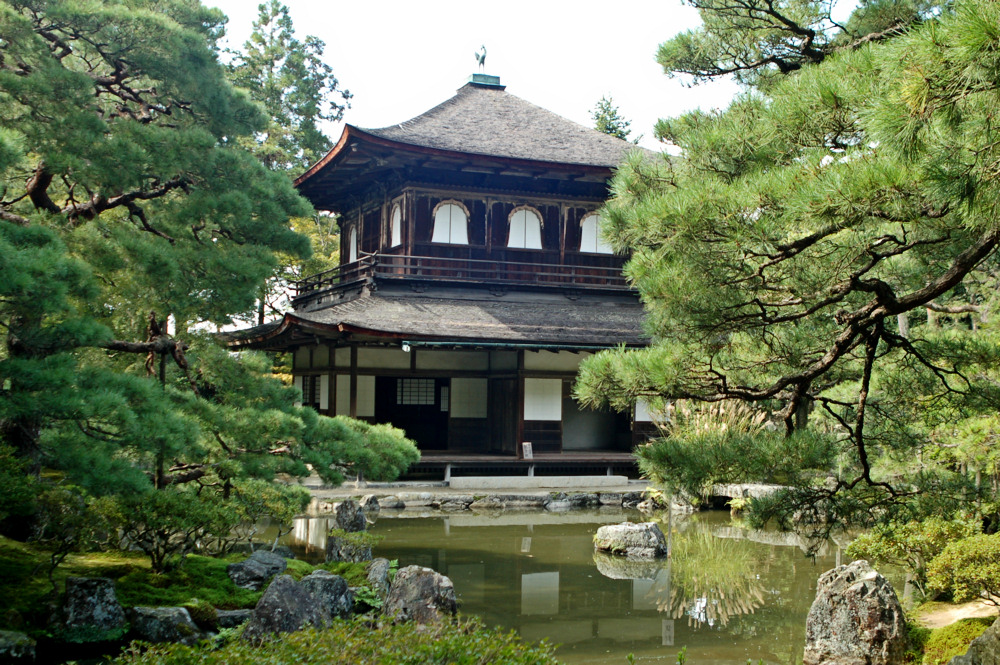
[294,252,632,298]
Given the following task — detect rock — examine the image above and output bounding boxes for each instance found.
[227,550,287,591]
[379,495,405,510]
[948,617,1000,665]
[300,570,352,620]
[325,533,372,563]
[367,558,392,601]
[431,494,474,511]
[128,607,202,645]
[395,492,433,507]
[334,499,367,532]
[545,500,572,511]
[568,493,600,508]
[383,566,457,625]
[598,492,624,506]
[593,522,668,558]
[622,491,644,509]
[469,495,506,511]
[0,631,35,663]
[62,577,127,640]
[359,494,380,515]
[216,609,254,629]
[593,552,664,580]
[803,560,907,665]
[270,545,296,560]
[242,575,327,642]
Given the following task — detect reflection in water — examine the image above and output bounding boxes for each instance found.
[278,511,838,665]
[656,530,768,629]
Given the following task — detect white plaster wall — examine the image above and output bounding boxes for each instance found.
[294,347,311,369]
[524,378,562,421]
[335,375,350,416]
[319,375,329,410]
[416,350,489,371]
[357,375,375,417]
[313,345,330,368]
[358,348,410,369]
[334,346,350,367]
[524,350,590,372]
[293,375,303,407]
[451,378,487,418]
[635,399,653,423]
[490,350,518,370]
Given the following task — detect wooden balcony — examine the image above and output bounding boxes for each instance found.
[295,251,633,299]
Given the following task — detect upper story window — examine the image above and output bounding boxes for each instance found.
[580,213,613,254]
[389,203,402,247]
[431,201,469,244]
[507,206,543,249]
[348,226,358,262]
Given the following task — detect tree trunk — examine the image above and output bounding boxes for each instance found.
[897,313,909,339]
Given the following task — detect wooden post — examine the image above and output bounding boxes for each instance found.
[349,344,358,418]
[516,349,525,458]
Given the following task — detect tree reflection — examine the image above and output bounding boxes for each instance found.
[595,527,771,629]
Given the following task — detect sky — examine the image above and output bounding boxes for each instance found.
[207,0,746,152]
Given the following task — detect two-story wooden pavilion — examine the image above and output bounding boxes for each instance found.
[226,74,655,476]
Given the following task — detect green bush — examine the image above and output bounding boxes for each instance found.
[847,517,981,593]
[927,534,1000,604]
[113,619,559,665]
[921,617,994,665]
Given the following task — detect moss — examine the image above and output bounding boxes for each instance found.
[181,598,219,631]
[922,617,995,665]
[115,555,262,610]
[112,619,559,665]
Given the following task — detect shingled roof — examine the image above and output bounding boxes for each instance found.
[360,81,642,168]
[225,289,647,349]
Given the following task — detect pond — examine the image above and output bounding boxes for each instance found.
[284,509,849,665]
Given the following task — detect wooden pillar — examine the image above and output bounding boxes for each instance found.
[349,344,358,418]
[516,349,525,458]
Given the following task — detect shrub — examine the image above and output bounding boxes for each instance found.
[112,619,559,665]
[115,555,261,609]
[847,517,981,593]
[927,534,1000,604]
[921,617,994,665]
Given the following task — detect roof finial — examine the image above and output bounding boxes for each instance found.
[474,45,487,71]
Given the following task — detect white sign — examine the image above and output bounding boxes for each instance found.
[522,442,533,459]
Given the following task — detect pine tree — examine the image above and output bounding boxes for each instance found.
[592,96,633,142]
[576,0,1000,534]
[0,0,417,544]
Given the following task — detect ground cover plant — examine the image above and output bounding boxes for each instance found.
[112,621,560,665]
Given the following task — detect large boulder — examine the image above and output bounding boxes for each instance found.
[803,560,907,665]
[325,533,372,563]
[948,618,1000,665]
[334,499,367,532]
[367,558,392,601]
[242,575,327,643]
[0,631,35,663]
[62,577,127,640]
[593,522,668,558]
[300,570,352,621]
[227,550,288,591]
[383,566,457,625]
[359,494,381,516]
[127,607,202,645]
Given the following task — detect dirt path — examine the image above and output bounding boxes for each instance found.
[915,600,999,629]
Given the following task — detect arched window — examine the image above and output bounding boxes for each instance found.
[431,201,469,244]
[348,226,358,262]
[389,203,402,247]
[580,213,612,254]
[507,207,543,249]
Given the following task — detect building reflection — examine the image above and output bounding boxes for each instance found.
[280,511,839,664]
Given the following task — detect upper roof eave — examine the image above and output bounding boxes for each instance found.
[294,124,619,190]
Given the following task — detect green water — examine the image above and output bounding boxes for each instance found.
[288,510,844,665]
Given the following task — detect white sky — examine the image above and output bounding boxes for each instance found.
[208,0,746,152]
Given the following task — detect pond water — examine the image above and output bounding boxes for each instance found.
[284,509,849,664]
